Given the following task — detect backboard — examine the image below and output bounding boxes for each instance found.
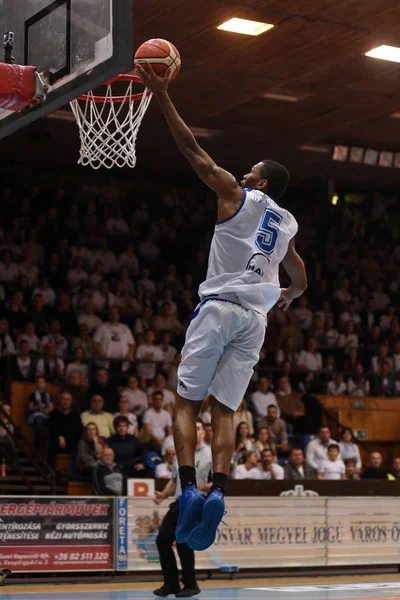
[0,0,133,139]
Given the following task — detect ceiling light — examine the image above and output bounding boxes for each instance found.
[365,45,400,63]
[299,144,331,153]
[217,18,274,36]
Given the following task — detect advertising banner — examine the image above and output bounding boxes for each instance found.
[117,495,400,570]
[0,497,114,572]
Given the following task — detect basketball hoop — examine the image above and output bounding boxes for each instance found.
[70,74,152,170]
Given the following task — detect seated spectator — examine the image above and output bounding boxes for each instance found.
[379,305,396,332]
[297,337,322,372]
[347,364,370,397]
[254,426,276,457]
[275,376,305,432]
[361,452,388,479]
[136,329,164,384]
[339,428,362,470]
[143,391,173,453]
[67,256,88,293]
[297,370,320,395]
[392,341,400,374]
[28,294,47,337]
[232,422,255,465]
[65,347,88,384]
[157,332,177,375]
[121,375,149,417]
[343,458,360,480]
[339,301,361,330]
[93,307,135,375]
[258,449,284,480]
[87,369,120,413]
[78,300,103,334]
[9,340,36,382]
[147,373,176,415]
[93,447,125,496]
[47,392,83,469]
[65,370,87,413]
[36,341,65,383]
[137,267,156,296]
[372,280,390,312]
[232,398,254,436]
[371,343,393,374]
[77,422,106,481]
[32,276,55,307]
[363,324,385,356]
[41,319,68,359]
[318,443,345,480]
[232,450,261,480]
[324,315,339,348]
[371,362,396,397]
[259,405,289,454]
[0,404,19,465]
[88,260,105,290]
[327,372,347,396]
[92,280,117,316]
[18,322,41,353]
[117,242,139,277]
[19,251,39,286]
[343,347,363,373]
[386,317,400,352]
[292,296,313,331]
[6,290,28,333]
[0,249,18,285]
[113,396,138,436]
[0,318,16,357]
[279,310,303,350]
[334,278,352,308]
[72,323,94,359]
[81,395,115,438]
[204,423,213,447]
[155,446,176,479]
[153,302,184,339]
[107,416,148,478]
[251,375,280,423]
[161,433,175,456]
[387,457,400,480]
[275,336,299,368]
[284,447,317,480]
[93,238,117,275]
[27,376,53,448]
[338,321,359,353]
[306,427,340,472]
[307,315,328,348]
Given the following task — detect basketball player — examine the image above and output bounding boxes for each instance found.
[137,64,307,551]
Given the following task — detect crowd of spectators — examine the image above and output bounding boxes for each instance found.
[0,169,399,490]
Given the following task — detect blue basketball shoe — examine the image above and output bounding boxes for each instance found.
[186,487,225,551]
[175,484,205,544]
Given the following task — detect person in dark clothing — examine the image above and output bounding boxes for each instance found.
[93,447,125,496]
[9,340,36,382]
[27,376,53,449]
[48,391,83,469]
[361,452,388,480]
[106,416,149,477]
[65,370,88,413]
[87,368,120,413]
[49,292,79,336]
[27,293,47,337]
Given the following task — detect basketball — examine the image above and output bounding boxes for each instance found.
[134,38,181,80]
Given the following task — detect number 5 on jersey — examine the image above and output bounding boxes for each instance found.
[255,208,283,255]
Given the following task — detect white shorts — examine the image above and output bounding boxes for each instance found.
[177,299,265,411]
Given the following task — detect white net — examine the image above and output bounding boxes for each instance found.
[70,77,152,169]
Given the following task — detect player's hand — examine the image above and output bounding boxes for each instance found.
[135,62,173,95]
[153,491,164,505]
[277,288,295,311]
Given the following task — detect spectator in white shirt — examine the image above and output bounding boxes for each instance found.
[334,278,352,308]
[137,268,156,297]
[372,280,390,312]
[232,398,254,436]
[306,427,341,471]
[67,256,88,293]
[0,249,19,285]
[32,277,56,307]
[347,364,370,397]
[70,237,93,268]
[155,447,176,479]
[136,329,164,382]
[338,321,359,353]
[339,301,361,330]
[65,347,89,383]
[92,280,117,316]
[88,260,105,290]
[138,232,161,262]
[232,451,261,480]
[327,372,347,396]
[371,344,393,374]
[297,337,323,372]
[161,434,174,456]
[251,375,280,423]
[324,315,340,348]
[117,242,139,277]
[121,375,149,417]
[113,396,138,436]
[18,322,41,353]
[105,207,129,235]
[258,449,284,480]
[42,320,69,359]
[93,307,135,372]
[143,391,173,452]
[157,332,177,375]
[380,305,396,333]
[232,422,255,465]
[293,296,313,331]
[93,238,117,275]
[318,444,345,480]
[18,251,39,286]
[147,373,176,414]
[36,341,65,383]
[339,428,362,470]
[78,300,103,334]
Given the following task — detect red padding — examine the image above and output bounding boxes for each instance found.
[0,64,36,112]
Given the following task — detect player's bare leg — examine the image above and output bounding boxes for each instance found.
[174,395,204,544]
[187,395,233,552]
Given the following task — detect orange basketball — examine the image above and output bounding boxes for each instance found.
[134,38,181,81]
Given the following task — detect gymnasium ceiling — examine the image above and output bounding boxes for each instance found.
[5,0,400,188]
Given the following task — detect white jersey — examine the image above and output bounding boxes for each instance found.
[199,188,298,319]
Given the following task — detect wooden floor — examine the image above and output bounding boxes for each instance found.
[2,574,400,599]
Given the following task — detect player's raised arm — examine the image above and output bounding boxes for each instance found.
[278,238,307,311]
[136,64,242,205]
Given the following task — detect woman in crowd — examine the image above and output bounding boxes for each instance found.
[339,427,362,471]
[77,422,106,481]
